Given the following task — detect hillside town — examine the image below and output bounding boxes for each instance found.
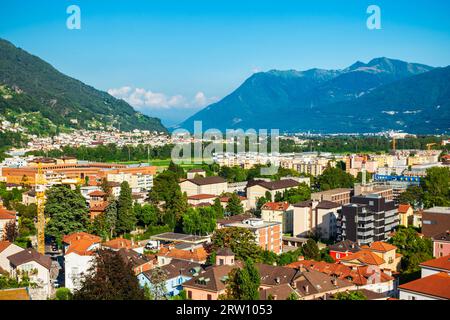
[0,141,449,301]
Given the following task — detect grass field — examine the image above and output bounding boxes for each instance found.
[117,158,212,171]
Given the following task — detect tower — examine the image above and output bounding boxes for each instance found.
[35,161,47,254]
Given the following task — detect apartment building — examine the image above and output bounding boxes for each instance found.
[261,202,294,234]
[311,188,352,206]
[179,176,227,197]
[246,179,299,209]
[337,194,398,246]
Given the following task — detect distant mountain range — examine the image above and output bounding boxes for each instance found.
[0,39,167,134]
[178,58,450,134]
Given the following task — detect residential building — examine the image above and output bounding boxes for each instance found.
[102,237,142,253]
[398,204,414,227]
[421,207,450,238]
[150,232,210,247]
[186,169,206,179]
[292,200,341,240]
[0,206,16,239]
[117,248,154,275]
[7,248,52,300]
[187,194,216,206]
[432,231,450,258]
[63,232,102,292]
[419,255,450,278]
[399,272,450,300]
[328,240,361,261]
[107,171,154,192]
[261,202,294,234]
[222,218,283,254]
[156,246,208,266]
[179,176,227,197]
[0,288,31,300]
[246,179,299,209]
[337,194,398,245]
[311,188,352,206]
[0,241,24,273]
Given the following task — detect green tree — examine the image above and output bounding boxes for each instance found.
[104,200,118,239]
[212,227,262,261]
[212,197,224,219]
[421,167,450,208]
[116,181,136,234]
[135,203,159,228]
[73,249,145,300]
[226,193,244,216]
[55,287,73,300]
[334,291,367,300]
[45,185,90,242]
[223,259,260,300]
[302,239,320,260]
[316,167,355,191]
[182,207,216,236]
[147,267,168,300]
[398,185,424,209]
[168,160,185,179]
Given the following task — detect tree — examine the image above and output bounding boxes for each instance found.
[73,249,145,300]
[282,183,311,204]
[135,203,158,228]
[104,200,118,239]
[316,167,355,191]
[422,167,450,208]
[334,291,367,300]
[302,239,320,260]
[182,207,216,236]
[264,191,272,202]
[398,185,424,209]
[212,198,224,219]
[223,259,260,300]
[212,227,262,261]
[100,178,112,199]
[45,185,90,242]
[55,287,72,300]
[147,267,168,300]
[116,181,136,234]
[226,193,244,216]
[286,292,299,300]
[167,161,185,179]
[2,220,18,242]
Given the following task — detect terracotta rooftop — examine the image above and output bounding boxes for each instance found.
[0,288,31,300]
[399,272,450,299]
[187,194,216,200]
[398,204,412,213]
[420,255,450,272]
[0,206,16,220]
[157,246,208,263]
[103,237,135,250]
[361,241,397,253]
[329,240,361,253]
[340,250,385,266]
[63,232,102,245]
[64,232,101,256]
[0,241,13,253]
[88,190,107,197]
[261,202,290,211]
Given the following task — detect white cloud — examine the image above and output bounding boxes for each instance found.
[108,86,218,111]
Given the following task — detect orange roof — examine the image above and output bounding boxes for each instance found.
[90,201,109,212]
[261,202,290,211]
[157,246,208,262]
[399,272,450,299]
[361,241,397,253]
[63,232,101,256]
[0,207,16,220]
[88,190,106,197]
[340,250,385,266]
[187,194,216,200]
[103,237,135,250]
[398,204,412,213]
[420,255,450,272]
[0,288,30,300]
[0,241,12,253]
[219,195,247,202]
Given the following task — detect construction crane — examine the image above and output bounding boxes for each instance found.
[35,161,47,255]
[392,137,397,151]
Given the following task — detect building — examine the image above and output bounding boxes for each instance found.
[117,248,154,275]
[337,194,398,245]
[179,176,227,197]
[88,190,109,221]
[7,248,52,300]
[432,231,450,258]
[399,272,450,300]
[421,207,450,238]
[292,200,341,240]
[246,179,299,209]
[328,240,361,261]
[222,218,283,254]
[102,237,142,252]
[63,232,102,292]
[156,246,208,266]
[311,188,352,206]
[261,202,294,234]
[0,206,16,240]
[398,204,414,227]
[0,241,24,273]
[107,171,154,192]
[186,169,206,179]
[187,194,217,206]
[354,183,394,202]
[138,259,203,297]
[0,288,31,300]
[419,255,450,278]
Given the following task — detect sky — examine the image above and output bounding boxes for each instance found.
[1,0,449,126]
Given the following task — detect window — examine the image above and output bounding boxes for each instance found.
[219,258,224,265]
[336,253,340,259]
[188,291,192,299]
[207,294,212,300]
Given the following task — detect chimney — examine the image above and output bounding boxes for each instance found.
[275,277,281,284]
[272,295,278,300]
[291,281,297,289]
[304,285,309,294]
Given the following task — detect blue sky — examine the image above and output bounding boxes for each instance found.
[1,0,449,126]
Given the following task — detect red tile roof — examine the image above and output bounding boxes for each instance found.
[0,241,12,253]
[0,207,16,220]
[398,204,412,213]
[340,250,385,266]
[420,255,450,272]
[187,194,216,200]
[157,246,208,263]
[261,202,290,211]
[102,237,136,250]
[63,232,102,256]
[361,241,397,253]
[399,272,450,299]
[88,190,107,197]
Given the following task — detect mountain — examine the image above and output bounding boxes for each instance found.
[0,39,167,134]
[177,58,448,133]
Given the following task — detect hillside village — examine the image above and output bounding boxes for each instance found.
[0,144,449,301]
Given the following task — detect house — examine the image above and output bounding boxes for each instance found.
[187,169,206,179]
[421,207,450,238]
[261,202,294,234]
[138,259,204,297]
[432,231,450,258]
[102,237,142,253]
[246,179,299,209]
[63,232,102,292]
[311,188,352,206]
[287,260,396,296]
[0,206,16,239]
[292,200,341,240]
[88,190,109,221]
[187,194,216,206]
[398,204,413,227]
[328,240,361,261]
[0,241,24,273]
[7,248,52,299]
[216,213,253,229]
[21,189,37,206]
[399,272,450,300]
[221,218,283,254]
[219,195,249,211]
[117,248,154,275]
[419,255,450,278]
[360,241,402,272]
[179,176,227,197]
[156,246,208,266]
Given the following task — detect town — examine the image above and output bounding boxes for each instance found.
[0,136,449,301]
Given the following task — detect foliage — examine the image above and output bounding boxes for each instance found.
[334,291,367,300]
[226,193,244,216]
[116,181,136,234]
[73,249,145,300]
[398,185,424,209]
[55,287,73,300]
[134,203,159,228]
[2,220,18,242]
[212,227,262,261]
[286,292,299,300]
[212,198,224,219]
[146,267,168,300]
[0,273,35,290]
[302,239,320,260]
[421,167,450,208]
[182,207,216,236]
[44,185,90,242]
[316,167,355,191]
[223,259,260,300]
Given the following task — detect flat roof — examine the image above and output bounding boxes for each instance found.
[150,232,210,244]
[424,207,450,214]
